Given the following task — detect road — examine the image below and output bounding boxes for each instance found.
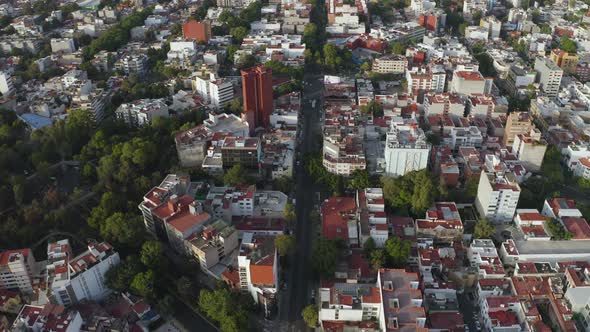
[279,74,324,326]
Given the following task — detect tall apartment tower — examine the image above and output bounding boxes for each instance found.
[241,65,273,135]
[534,57,563,98]
[503,112,533,147]
[0,71,15,96]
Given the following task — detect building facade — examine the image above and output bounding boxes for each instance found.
[241,65,273,135]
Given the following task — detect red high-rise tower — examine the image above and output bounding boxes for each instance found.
[241,65,273,135]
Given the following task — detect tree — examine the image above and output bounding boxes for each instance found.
[363,237,376,256]
[274,175,293,194]
[275,234,296,256]
[106,256,144,291]
[370,249,386,270]
[131,270,155,298]
[350,169,371,190]
[390,42,406,55]
[360,100,384,117]
[198,287,248,331]
[157,294,176,317]
[473,218,495,239]
[140,240,166,271]
[459,22,469,36]
[230,26,248,42]
[383,237,411,268]
[176,276,195,297]
[12,176,25,205]
[284,202,296,224]
[312,239,340,277]
[302,305,319,328]
[101,212,144,247]
[360,61,371,72]
[382,170,439,215]
[561,35,578,53]
[223,164,247,186]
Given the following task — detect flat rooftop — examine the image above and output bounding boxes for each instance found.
[515,239,590,255]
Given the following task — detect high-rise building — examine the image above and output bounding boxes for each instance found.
[0,249,36,293]
[512,128,547,172]
[475,171,521,223]
[182,20,211,43]
[46,239,120,306]
[503,112,533,146]
[0,71,15,96]
[241,65,273,135]
[384,118,430,176]
[550,49,578,74]
[534,57,563,98]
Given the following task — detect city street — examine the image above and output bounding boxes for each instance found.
[278,73,324,328]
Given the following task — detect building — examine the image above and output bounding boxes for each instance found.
[115,98,169,126]
[372,55,408,74]
[193,72,234,108]
[139,174,209,240]
[377,269,426,331]
[50,38,75,54]
[0,71,15,96]
[188,220,238,274]
[480,16,502,39]
[575,157,590,179]
[475,171,521,223]
[115,54,148,76]
[204,185,287,222]
[321,197,358,246]
[46,240,120,306]
[406,65,446,96]
[238,232,278,317]
[182,20,211,43]
[241,65,273,135]
[415,202,464,242]
[384,118,430,176]
[11,303,83,332]
[467,239,505,278]
[450,71,492,95]
[318,282,382,330]
[357,188,388,247]
[512,128,547,172]
[424,93,466,118]
[534,57,563,98]
[503,112,533,146]
[0,249,36,293]
[220,137,261,168]
[550,49,578,74]
[174,113,249,168]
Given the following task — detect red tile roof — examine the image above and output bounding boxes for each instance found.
[321,197,356,240]
[489,310,519,327]
[562,217,590,239]
[428,311,465,331]
[250,265,274,285]
[167,210,210,234]
[0,249,30,266]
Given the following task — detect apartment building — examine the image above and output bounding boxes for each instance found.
[502,111,533,146]
[357,188,388,247]
[221,137,262,168]
[372,55,408,74]
[322,104,366,176]
[512,128,547,172]
[175,113,249,168]
[0,71,15,96]
[448,126,484,150]
[424,93,465,118]
[318,282,382,330]
[204,185,288,222]
[115,98,169,127]
[415,202,464,242]
[139,174,209,241]
[480,16,502,39]
[115,54,148,76]
[405,65,446,95]
[550,48,578,74]
[238,232,278,317]
[50,38,75,54]
[321,196,358,246]
[188,220,238,274]
[377,269,426,331]
[534,57,563,98]
[46,240,120,306]
[475,171,521,223]
[450,71,492,95]
[468,239,506,278]
[384,118,430,176]
[0,249,36,293]
[575,157,590,179]
[192,72,234,108]
[12,303,83,332]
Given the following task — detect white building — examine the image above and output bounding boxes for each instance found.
[406,65,446,95]
[475,171,521,223]
[512,128,547,172]
[238,232,278,317]
[449,126,484,150]
[115,98,169,126]
[534,57,563,98]
[12,303,83,332]
[480,16,502,39]
[0,249,36,293]
[188,220,238,275]
[450,71,492,95]
[46,240,120,306]
[575,157,590,179]
[372,55,408,74]
[115,54,148,76]
[0,71,15,96]
[193,72,234,108]
[384,117,430,176]
[50,38,75,54]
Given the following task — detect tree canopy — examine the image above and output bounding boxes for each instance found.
[382,170,441,215]
[473,218,495,239]
[312,239,341,277]
[224,164,248,186]
[275,234,296,256]
[302,305,319,328]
